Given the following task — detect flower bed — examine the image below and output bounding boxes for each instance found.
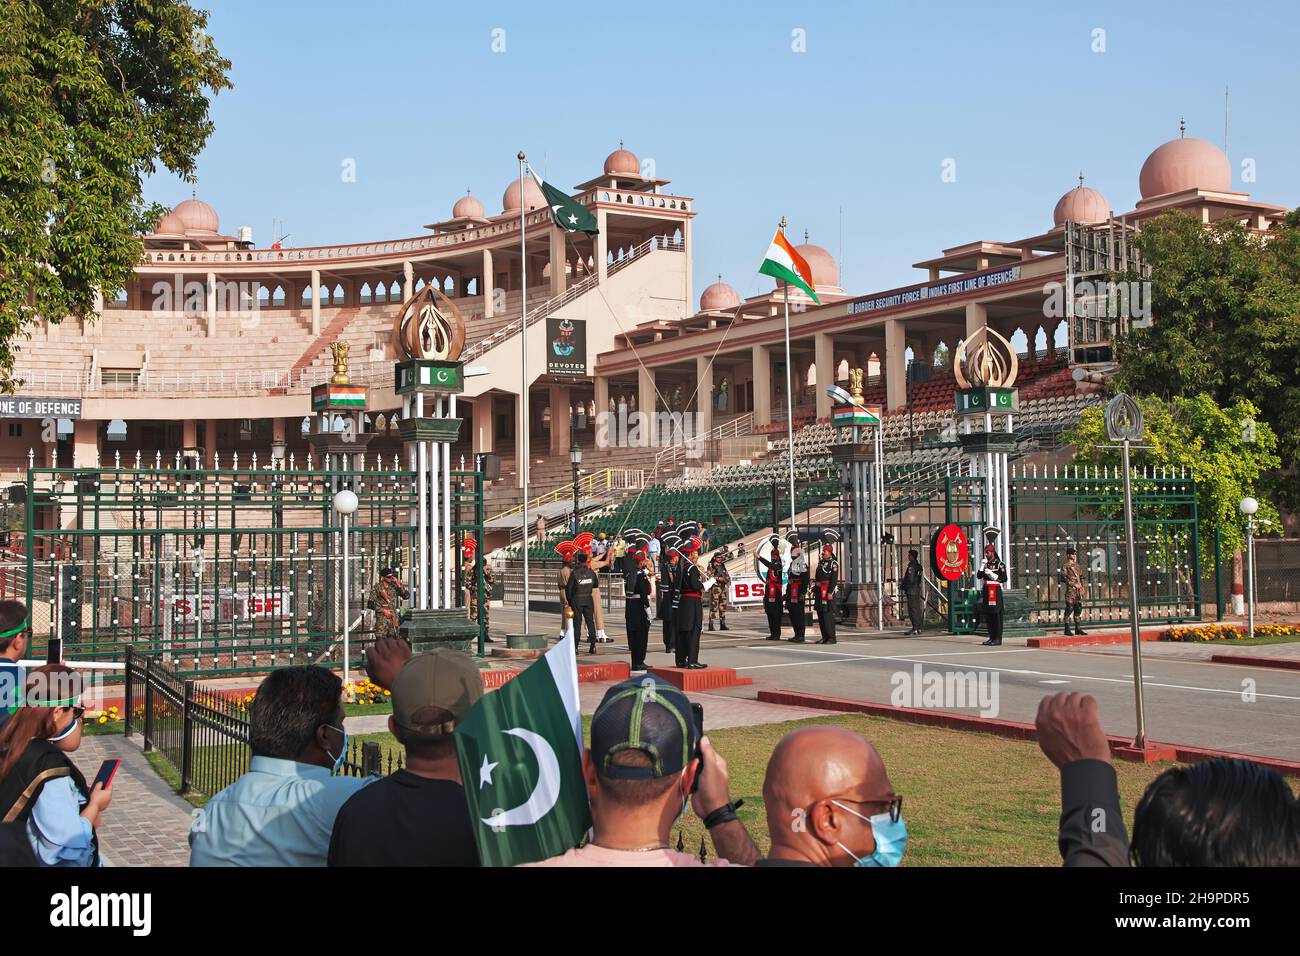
[1163,623,1300,642]
[343,678,391,706]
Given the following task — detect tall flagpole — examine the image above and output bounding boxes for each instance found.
[780,216,797,538]
[518,150,530,633]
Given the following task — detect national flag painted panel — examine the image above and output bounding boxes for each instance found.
[310,384,367,410]
[454,635,591,866]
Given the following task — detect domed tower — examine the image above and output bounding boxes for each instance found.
[452,191,486,220]
[502,176,545,214]
[171,197,221,236]
[1138,121,1232,204]
[1052,175,1111,227]
[699,277,740,312]
[774,233,843,297]
[603,142,641,178]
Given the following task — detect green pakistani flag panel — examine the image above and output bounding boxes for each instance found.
[454,635,591,866]
[530,167,600,236]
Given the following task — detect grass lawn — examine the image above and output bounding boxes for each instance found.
[345,701,392,717]
[351,713,1214,866]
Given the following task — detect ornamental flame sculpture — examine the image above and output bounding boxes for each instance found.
[392,284,465,362]
[953,326,1019,390]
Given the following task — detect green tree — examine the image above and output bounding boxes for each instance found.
[1065,394,1281,562]
[0,0,232,390]
[1113,209,1300,510]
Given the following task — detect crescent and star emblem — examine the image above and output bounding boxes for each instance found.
[479,727,561,828]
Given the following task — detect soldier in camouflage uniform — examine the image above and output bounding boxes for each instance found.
[1058,547,1086,635]
[461,539,496,642]
[308,579,328,636]
[368,567,407,641]
[707,551,731,631]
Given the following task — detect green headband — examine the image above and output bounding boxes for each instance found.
[0,619,28,640]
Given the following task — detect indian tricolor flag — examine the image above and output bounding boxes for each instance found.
[758,228,819,304]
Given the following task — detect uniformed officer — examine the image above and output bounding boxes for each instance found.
[1058,547,1085,635]
[757,534,785,641]
[556,542,576,642]
[900,549,925,635]
[785,538,810,643]
[658,545,680,653]
[977,544,1007,646]
[566,549,600,653]
[368,567,406,641]
[707,551,731,631]
[673,541,706,669]
[814,539,839,645]
[623,548,653,672]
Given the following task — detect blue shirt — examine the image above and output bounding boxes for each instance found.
[28,776,95,867]
[188,756,374,867]
[0,659,22,731]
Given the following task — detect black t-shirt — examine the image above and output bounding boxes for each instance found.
[327,771,479,867]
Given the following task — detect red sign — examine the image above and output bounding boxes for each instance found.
[931,524,969,582]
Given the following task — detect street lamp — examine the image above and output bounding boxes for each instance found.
[570,437,583,536]
[1240,496,1258,640]
[332,488,359,685]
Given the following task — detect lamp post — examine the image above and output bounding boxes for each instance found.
[1239,496,1258,640]
[332,489,359,686]
[570,411,583,536]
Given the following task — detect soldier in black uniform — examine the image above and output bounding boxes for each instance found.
[623,548,653,672]
[785,539,810,643]
[757,534,784,641]
[814,539,839,645]
[977,544,1007,646]
[673,542,706,669]
[901,549,925,635]
[566,550,600,654]
[658,547,680,654]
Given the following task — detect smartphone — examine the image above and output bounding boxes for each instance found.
[92,758,121,791]
[690,703,704,794]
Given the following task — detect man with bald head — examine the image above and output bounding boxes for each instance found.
[757,726,907,867]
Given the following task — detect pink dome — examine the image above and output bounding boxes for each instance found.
[452,192,485,219]
[154,210,185,235]
[1053,179,1110,226]
[700,280,740,311]
[792,242,838,289]
[172,197,220,235]
[604,146,641,176]
[1139,136,1231,199]
[502,177,545,214]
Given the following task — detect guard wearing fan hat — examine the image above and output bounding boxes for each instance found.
[622,544,653,672]
[566,545,600,654]
[977,530,1007,646]
[814,531,840,644]
[657,533,682,654]
[461,538,495,642]
[555,541,577,643]
[673,537,706,669]
[784,532,810,644]
[756,534,785,641]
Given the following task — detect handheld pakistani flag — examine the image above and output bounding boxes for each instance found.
[529,166,600,236]
[454,634,591,866]
[758,227,819,304]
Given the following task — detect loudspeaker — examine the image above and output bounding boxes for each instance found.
[477,453,501,482]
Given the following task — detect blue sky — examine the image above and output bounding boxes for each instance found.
[150,0,1300,302]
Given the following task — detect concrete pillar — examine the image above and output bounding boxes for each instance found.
[205,418,217,464]
[814,332,834,421]
[182,419,197,452]
[682,218,693,319]
[637,366,656,447]
[885,319,907,411]
[594,375,610,418]
[596,209,609,283]
[965,301,987,339]
[310,268,322,336]
[549,226,566,297]
[206,271,217,337]
[481,248,494,319]
[472,397,494,455]
[695,355,713,437]
[272,416,287,446]
[403,261,414,302]
[548,384,571,456]
[72,419,98,467]
[752,344,772,427]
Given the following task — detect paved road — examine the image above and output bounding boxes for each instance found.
[491,607,1300,761]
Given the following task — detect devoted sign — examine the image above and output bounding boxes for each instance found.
[546,317,587,376]
[0,397,83,420]
[930,524,970,582]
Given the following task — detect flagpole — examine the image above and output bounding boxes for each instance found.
[779,218,797,539]
[518,150,530,633]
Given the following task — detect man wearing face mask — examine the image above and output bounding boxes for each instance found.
[757,726,907,867]
[189,666,374,866]
[525,676,760,867]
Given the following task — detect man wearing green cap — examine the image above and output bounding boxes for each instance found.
[0,600,29,731]
[328,647,483,866]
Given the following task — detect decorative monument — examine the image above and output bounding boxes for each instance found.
[828,367,885,628]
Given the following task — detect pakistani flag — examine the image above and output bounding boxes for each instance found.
[758,227,820,304]
[529,166,600,235]
[455,634,591,866]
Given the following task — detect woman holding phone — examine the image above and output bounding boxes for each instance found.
[0,664,111,866]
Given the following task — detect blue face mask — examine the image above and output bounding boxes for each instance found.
[324,724,348,775]
[831,799,908,867]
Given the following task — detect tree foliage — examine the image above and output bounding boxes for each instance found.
[1112,209,1300,511]
[1065,394,1281,560]
[0,0,232,390]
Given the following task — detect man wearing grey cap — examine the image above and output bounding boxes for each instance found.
[328,648,483,866]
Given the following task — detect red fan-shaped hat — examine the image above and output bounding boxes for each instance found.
[555,541,577,559]
[462,537,478,554]
[573,532,595,549]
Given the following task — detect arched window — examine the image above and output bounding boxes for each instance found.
[331,284,345,305]
[1009,328,1029,356]
[359,283,372,304]
[836,358,849,381]
[272,285,285,307]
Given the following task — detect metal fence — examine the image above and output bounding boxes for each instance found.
[1255,538,1300,604]
[123,647,403,797]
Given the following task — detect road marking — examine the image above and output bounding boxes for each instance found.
[1040,680,1070,685]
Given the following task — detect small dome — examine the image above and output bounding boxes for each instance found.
[502,177,545,214]
[172,197,220,235]
[604,145,641,177]
[1053,177,1110,226]
[452,192,485,219]
[792,242,839,290]
[700,280,740,312]
[1139,134,1231,199]
[154,210,185,235]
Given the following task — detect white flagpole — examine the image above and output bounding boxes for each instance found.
[519,150,530,633]
[780,218,797,538]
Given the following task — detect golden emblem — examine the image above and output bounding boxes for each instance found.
[953,326,1019,390]
[848,367,865,404]
[330,340,350,384]
[393,284,465,362]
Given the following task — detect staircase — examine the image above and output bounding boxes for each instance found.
[272,307,361,393]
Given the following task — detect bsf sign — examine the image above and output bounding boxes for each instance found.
[729,575,766,607]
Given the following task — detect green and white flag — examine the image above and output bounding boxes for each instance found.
[529,166,600,236]
[455,634,591,866]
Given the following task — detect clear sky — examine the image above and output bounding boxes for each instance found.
[149,0,1300,303]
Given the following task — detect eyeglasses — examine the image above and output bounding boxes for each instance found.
[72,705,86,720]
[837,793,904,823]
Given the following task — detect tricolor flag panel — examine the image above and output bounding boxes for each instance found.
[310,384,367,410]
[833,406,881,427]
[454,634,591,866]
[758,228,820,303]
